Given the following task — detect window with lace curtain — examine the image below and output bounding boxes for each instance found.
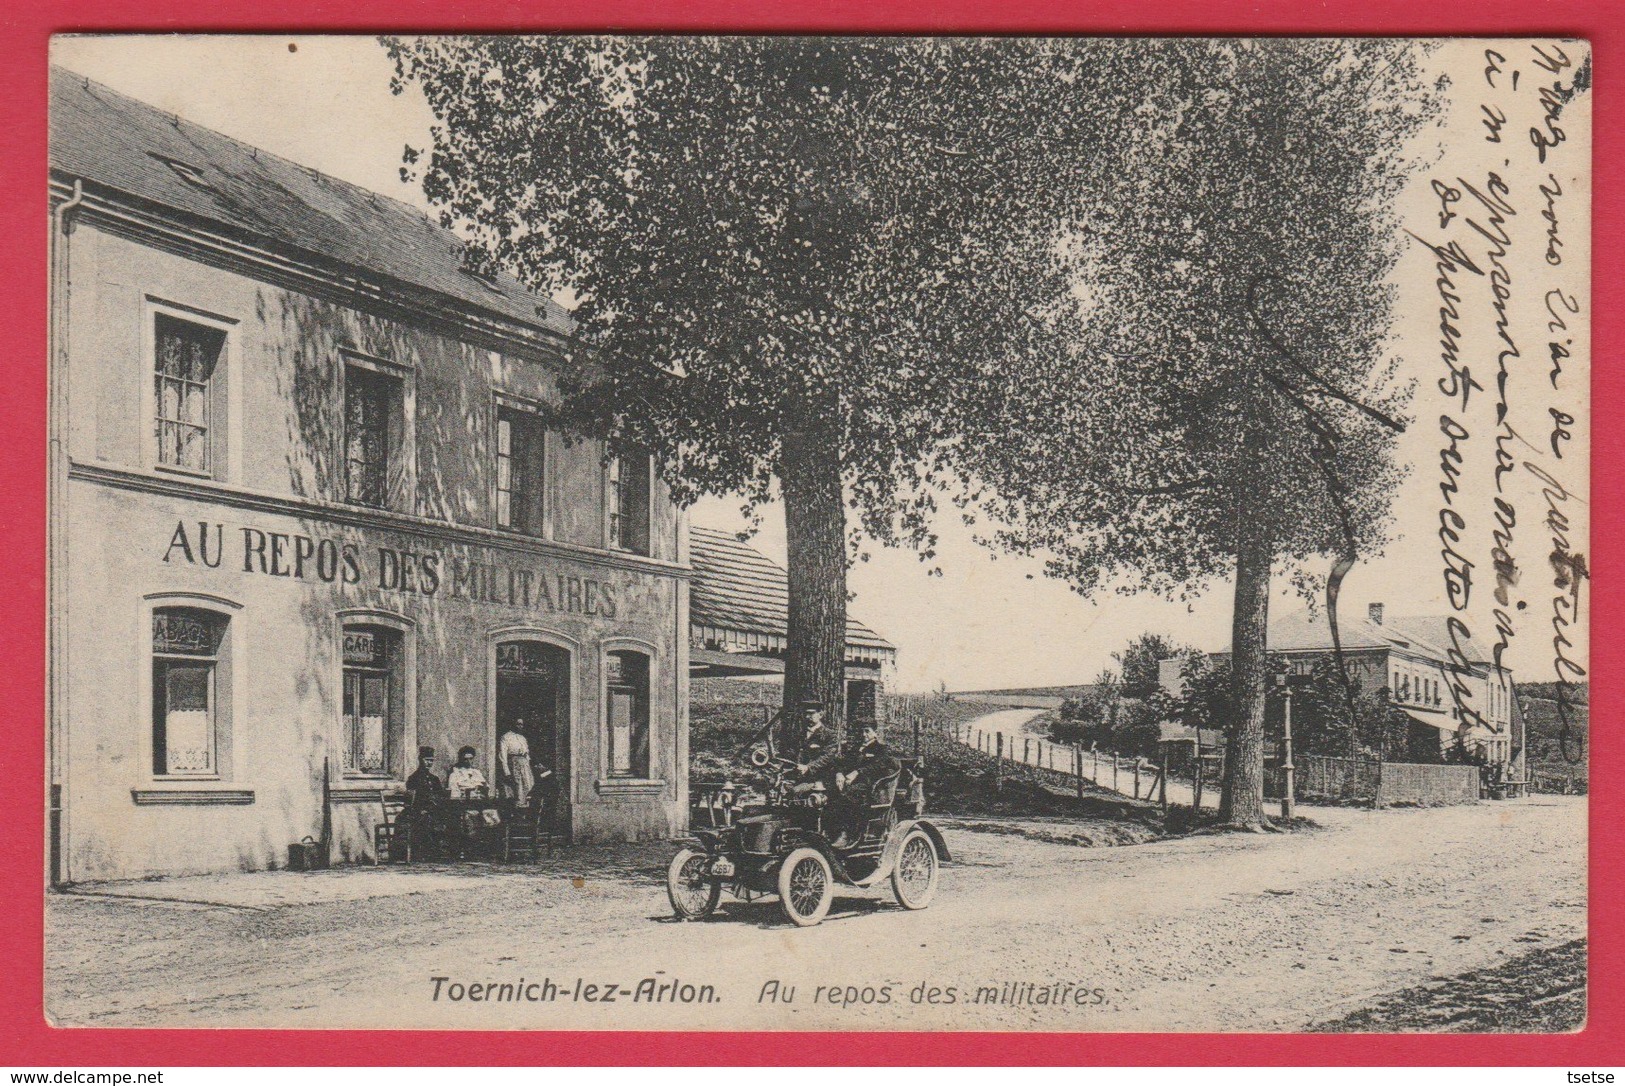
[152,607,226,777]
[153,314,225,475]
[342,624,403,776]
[496,405,546,535]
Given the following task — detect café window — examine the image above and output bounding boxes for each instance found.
[605,650,651,778]
[496,406,546,536]
[152,607,227,777]
[345,364,399,508]
[342,625,403,777]
[606,453,651,555]
[153,313,225,475]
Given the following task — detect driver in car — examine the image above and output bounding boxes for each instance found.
[797,701,834,764]
[794,706,843,800]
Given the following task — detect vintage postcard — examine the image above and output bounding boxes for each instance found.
[44,33,1589,1033]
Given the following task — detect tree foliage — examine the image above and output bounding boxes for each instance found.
[1289,657,1412,761]
[1052,633,1185,756]
[384,36,1141,723]
[961,39,1443,826]
[386,36,1136,544]
[1114,632,1183,699]
[969,39,1439,590]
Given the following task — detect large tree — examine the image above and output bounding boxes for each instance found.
[386,36,1132,734]
[963,39,1440,828]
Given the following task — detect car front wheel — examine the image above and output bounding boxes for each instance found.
[777,847,833,927]
[667,847,722,920]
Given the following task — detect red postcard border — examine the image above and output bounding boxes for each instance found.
[2,0,1616,1066]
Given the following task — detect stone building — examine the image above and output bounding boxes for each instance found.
[1161,602,1522,772]
[48,69,692,883]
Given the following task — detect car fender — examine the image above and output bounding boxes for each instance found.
[779,829,855,884]
[854,819,951,888]
[910,818,951,864]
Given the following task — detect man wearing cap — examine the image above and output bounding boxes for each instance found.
[403,746,445,858]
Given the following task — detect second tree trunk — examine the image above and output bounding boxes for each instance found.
[1221,500,1274,829]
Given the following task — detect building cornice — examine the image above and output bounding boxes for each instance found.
[49,174,581,368]
[69,461,693,581]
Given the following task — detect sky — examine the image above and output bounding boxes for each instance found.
[51,35,1591,693]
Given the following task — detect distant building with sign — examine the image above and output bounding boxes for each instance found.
[1160,602,1521,772]
[48,69,695,883]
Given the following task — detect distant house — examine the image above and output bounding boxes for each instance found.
[1160,603,1521,773]
[687,526,896,725]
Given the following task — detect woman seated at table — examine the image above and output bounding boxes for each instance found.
[447,746,488,798]
[446,746,499,857]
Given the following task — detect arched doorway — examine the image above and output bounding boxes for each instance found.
[494,639,572,837]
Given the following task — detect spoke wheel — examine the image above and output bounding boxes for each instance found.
[666,848,722,920]
[776,847,834,927]
[890,829,939,910]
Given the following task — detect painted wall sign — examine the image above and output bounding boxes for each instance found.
[160,520,624,617]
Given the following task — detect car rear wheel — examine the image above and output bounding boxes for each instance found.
[777,847,833,927]
[667,848,722,920]
[890,828,939,910]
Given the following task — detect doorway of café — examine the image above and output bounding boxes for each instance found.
[494,639,571,840]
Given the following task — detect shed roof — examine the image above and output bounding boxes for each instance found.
[49,66,573,338]
[689,525,895,660]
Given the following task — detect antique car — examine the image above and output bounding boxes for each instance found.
[667,754,949,927]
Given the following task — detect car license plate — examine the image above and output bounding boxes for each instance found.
[710,858,735,877]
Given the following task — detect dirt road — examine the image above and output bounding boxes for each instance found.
[46,797,1585,1032]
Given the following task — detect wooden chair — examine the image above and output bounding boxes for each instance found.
[502,800,558,862]
[374,790,411,865]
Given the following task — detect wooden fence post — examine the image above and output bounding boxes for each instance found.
[1160,745,1170,813]
[1133,759,1142,799]
[1194,729,1204,811]
[1023,737,1031,765]
[995,732,1004,792]
[1075,745,1084,798]
[1113,753,1119,793]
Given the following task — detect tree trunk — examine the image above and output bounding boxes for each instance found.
[780,427,848,742]
[1220,496,1274,830]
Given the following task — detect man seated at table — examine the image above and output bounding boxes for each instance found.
[402,746,445,857]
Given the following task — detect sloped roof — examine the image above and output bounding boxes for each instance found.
[689,526,895,655]
[49,66,573,338]
[1262,609,1495,665]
